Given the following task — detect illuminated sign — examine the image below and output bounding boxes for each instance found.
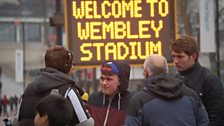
[64,0,175,67]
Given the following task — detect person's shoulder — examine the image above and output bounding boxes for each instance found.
[200,65,216,77]
[182,86,201,101]
[200,66,222,83]
[127,89,156,115]
[88,91,103,105]
[122,90,133,97]
[129,88,154,104]
[22,83,35,96]
[89,91,102,99]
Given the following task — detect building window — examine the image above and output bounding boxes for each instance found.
[20,23,42,42]
[0,22,16,42]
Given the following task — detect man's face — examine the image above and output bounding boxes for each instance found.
[100,74,120,97]
[172,51,196,72]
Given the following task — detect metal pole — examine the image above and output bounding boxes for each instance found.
[22,22,26,90]
[55,0,62,45]
[215,0,220,77]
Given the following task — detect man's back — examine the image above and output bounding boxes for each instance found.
[137,95,202,126]
[14,46,94,126]
[16,82,72,124]
[14,68,91,126]
[125,74,209,126]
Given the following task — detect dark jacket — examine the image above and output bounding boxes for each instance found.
[125,74,209,126]
[87,61,133,126]
[176,62,224,126]
[14,67,92,126]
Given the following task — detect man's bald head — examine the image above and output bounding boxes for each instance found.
[143,54,168,77]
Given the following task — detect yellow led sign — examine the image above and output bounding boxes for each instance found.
[64,0,175,67]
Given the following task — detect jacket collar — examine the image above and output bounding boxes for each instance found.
[179,61,201,76]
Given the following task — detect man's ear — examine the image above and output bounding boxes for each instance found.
[42,115,49,125]
[118,82,121,86]
[118,76,121,86]
[191,53,197,61]
[144,69,149,78]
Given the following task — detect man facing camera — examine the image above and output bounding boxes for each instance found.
[87,61,133,126]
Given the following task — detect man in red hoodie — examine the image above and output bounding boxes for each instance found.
[87,61,133,126]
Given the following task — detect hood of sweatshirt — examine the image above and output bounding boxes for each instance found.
[31,67,76,93]
[144,74,184,100]
[112,61,130,93]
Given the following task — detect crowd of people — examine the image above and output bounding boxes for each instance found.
[0,95,19,117]
[1,35,224,126]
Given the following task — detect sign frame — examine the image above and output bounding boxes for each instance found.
[64,0,176,68]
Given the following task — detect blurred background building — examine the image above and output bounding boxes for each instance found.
[0,0,55,97]
[0,0,224,98]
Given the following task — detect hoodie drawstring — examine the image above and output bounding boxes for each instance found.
[118,93,121,110]
[102,93,121,126]
[103,94,105,105]
[103,94,114,126]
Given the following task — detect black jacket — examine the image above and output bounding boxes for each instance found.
[14,67,92,126]
[125,74,209,126]
[176,62,224,126]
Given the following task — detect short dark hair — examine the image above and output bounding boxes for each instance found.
[45,45,73,73]
[35,95,73,126]
[101,70,116,76]
[171,35,199,58]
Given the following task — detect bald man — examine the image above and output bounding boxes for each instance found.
[125,54,209,126]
